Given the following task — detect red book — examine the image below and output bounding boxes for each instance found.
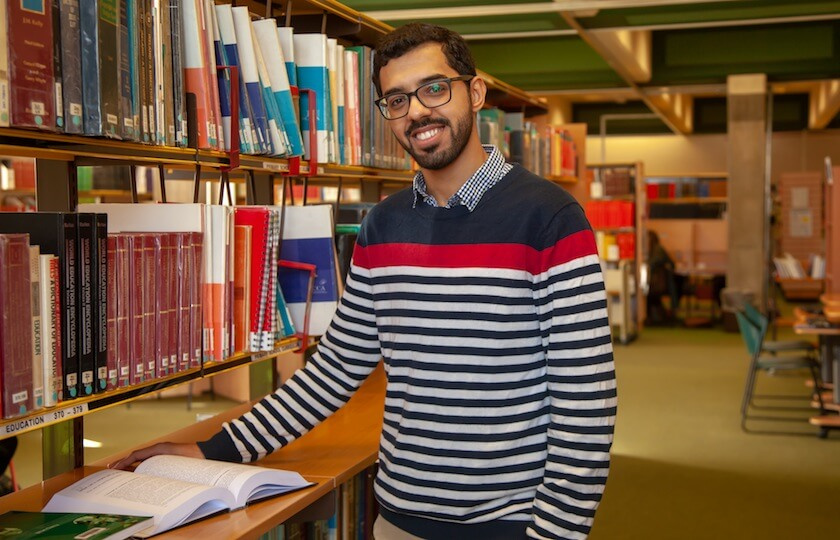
[105,236,118,391]
[0,233,35,418]
[126,234,145,386]
[233,225,251,354]
[46,255,62,403]
[234,207,270,352]
[115,235,131,387]
[153,234,168,378]
[175,233,190,372]
[189,232,203,368]
[7,0,57,130]
[161,233,178,376]
[141,234,156,381]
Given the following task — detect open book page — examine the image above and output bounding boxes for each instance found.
[135,455,314,508]
[42,469,235,536]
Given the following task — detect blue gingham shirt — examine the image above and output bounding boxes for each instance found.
[412,145,513,211]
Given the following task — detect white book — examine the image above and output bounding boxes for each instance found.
[344,50,360,165]
[29,246,44,410]
[249,19,289,157]
[276,27,297,88]
[231,6,273,155]
[39,254,60,407]
[326,38,338,163]
[43,455,313,538]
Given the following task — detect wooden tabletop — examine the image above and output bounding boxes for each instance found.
[793,324,840,336]
[820,293,840,307]
[0,364,387,539]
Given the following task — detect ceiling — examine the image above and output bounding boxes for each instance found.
[338,0,840,134]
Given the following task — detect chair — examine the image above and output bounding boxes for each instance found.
[742,303,816,354]
[737,307,825,433]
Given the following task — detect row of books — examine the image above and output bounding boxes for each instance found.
[773,253,825,279]
[506,114,579,178]
[646,179,728,200]
[591,168,634,198]
[0,204,341,418]
[585,200,636,229]
[1,0,409,169]
[595,231,635,262]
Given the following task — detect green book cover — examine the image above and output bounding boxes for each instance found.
[0,511,152,539]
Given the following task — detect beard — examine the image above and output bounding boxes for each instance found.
[397,108,474,170]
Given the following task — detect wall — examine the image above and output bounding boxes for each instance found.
[585,129,840,182]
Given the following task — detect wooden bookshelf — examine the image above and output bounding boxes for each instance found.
[0,364,387,540]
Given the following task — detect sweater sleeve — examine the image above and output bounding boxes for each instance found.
[198,248,382,463]
[527,204,617,539]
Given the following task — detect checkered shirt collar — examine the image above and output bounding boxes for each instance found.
[412,145,512,211]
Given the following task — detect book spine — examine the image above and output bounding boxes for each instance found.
[201,0,221,149]
[190,232,202,367]
[93,214,108,392]
[115,234,131,387]
[106,236,118,390]
[170,0,187,146]
[42,255,62,405]
[59,0,84,133]
[153,234,167,376]
[161,0,175,146]
[80,0,103,135]
[142,234,156,379]
[76,214,95,396]
[0,234,35,418]
[8,0,57,129]
[118,0,135,140]
[127,0,141,140]
[0,0,9,127]
[62,216,79,399]
[181,0,212,149]
[176,233,190,371]
[143,0,155,143]
[127,234,145,384]
[152,0,164,144]
[51,0,63,131]
[164,233,178,374]
[135,0,148,141]
[29,247,44,410]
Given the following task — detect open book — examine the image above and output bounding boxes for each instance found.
[42,456,314,537]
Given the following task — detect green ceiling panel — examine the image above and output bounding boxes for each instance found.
[469,37,624,91]
[393,14,571,36]
[573,101,670,135]
[650,22,840,85]
[579,0,840,29]
[341,0,545,12]
[693,94,809,134]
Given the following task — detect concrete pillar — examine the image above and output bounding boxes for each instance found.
[726,74,769,307]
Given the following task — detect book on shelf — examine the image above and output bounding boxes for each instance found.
[42,455,314,537]
[0,233,35,419]
[7,0,57,130]
[0,510,153,540]
[40,253,62,406]
[28,246,45,410]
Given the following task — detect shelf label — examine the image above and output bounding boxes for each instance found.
[262,161,288,172]
[2,403,89,435]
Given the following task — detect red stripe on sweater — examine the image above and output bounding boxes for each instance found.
[353,229,596,274]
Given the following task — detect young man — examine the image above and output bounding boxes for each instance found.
[114,23,616,539]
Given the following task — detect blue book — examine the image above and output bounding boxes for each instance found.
[79,0,103,135]
[209,7,234,152]
[59,0,84,133]
[215,4,257,154]
[294,34,330,162]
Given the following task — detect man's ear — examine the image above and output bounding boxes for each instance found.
[470,77,487,112]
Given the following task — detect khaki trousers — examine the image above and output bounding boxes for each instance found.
[372,515,424,540]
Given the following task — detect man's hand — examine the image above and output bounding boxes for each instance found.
[109,442,204,470]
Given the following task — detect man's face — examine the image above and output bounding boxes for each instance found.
[378,43,475,170]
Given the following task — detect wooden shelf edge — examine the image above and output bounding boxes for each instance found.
[0,338,299,441]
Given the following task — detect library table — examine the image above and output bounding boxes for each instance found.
[793,313,840,434]
[0,364,387,539]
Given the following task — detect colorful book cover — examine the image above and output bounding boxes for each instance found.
[277,205,339,337]
[0,511,152,540]
[39,254,62,405]
[8,0,56,130]
[294,33,330,162]
[180,0,214,149]
[59,0,84,133]
[231,6,271,155]
[253,18,304,157]
[215,3,257,154]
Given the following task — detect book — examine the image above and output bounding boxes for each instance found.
[277,205,339,337]
[233,207,270,351]
[214,3,257,154]
[93,214,108,392]
[39,254,62,406]
[295,34,330,162]
[0,0,9,126]
[181,0,214,149]
[170,0,188,146]
[233,224,251,353]
[231,6,271,155]
[117,0,135,140]
[8,0,57,129]
[80,0,103,135]
[29,246,44,410]
[59,0,84,134]
[50,0,63,131]
[0,233,34,418]
[0,510,152,540]
[77,214,96,396]
[43,456,313,537]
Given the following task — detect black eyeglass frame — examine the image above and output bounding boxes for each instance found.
[375,75,475,120]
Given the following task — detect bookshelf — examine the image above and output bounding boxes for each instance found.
[0,0,548,518]
[585,162,645,343]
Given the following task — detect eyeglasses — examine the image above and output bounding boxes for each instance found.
[375,75,474,120]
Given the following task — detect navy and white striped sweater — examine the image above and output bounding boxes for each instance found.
[198,163,616,539]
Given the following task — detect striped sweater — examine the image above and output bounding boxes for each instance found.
[198,163,617,539]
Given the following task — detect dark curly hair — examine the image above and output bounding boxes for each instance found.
[372,23,477,96]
